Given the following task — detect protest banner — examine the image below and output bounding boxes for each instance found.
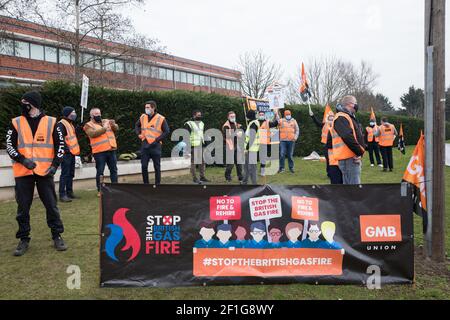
[100,183,414,287]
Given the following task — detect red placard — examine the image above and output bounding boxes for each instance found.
[291,196,319,221]
[209,196,241,220]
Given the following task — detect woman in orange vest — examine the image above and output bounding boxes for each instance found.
[57,106,80,202]
[83,107,119,194]
[222,111,243,182]
[364,120,382,168]
[278,110,299,173]
[134,101,169,185]
[5,91,66,256]
[375,117,398,172]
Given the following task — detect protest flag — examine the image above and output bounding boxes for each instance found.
[398,123,406,154]
[322,104,334,124]
[299,62,311,102]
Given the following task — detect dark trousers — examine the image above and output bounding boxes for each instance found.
[190,147,206,180]
[225,149,243,181]
[141,144,162,185]
[93,150,118,191]
[380,146,394,170]
[329,165,343,184]
[15,174,64,240]
[59,152,75,197]
[367,141,382,165]
[324,145,330,178]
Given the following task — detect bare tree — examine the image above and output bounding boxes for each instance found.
[238,51,282,99]
[286,56,379,107]
[0,0,164,84]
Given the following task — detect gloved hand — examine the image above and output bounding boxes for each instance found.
[22,158,37,170]
[45,166,57,177]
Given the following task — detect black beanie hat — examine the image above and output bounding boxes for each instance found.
[62,106,75,118]
[22,91,42,109]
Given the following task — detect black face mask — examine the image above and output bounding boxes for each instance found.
[21,102,31,114]
[93,115,102,123]
[194,116,202,121]
[353,104,359,113]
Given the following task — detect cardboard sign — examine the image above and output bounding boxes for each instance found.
[249,195,282,221]
[291,196,319,221]
[210,196,241,220]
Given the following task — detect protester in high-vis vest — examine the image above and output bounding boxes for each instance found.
[310,107,342,184]
[330,95,366,184]
[375,117,398,172]
[242,110,259,185]
[364,120,382,168]
[257,110,279,177]
[83,107,119,194]
[134,101,169,185]
[57,106,80,203]
[222,111,243,182]
[185,110,209,184]
[278,110,299,173]
[5,91,66,256]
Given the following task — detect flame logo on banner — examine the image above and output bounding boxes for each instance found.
[105,208,141,262]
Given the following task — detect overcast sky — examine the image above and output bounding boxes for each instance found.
[129,0,449,108]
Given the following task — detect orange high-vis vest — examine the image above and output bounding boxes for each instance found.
[139,113,165,144]
[321,123,331,144]
[85,120,117,154]
[366,126,379,143]
[12,115,56,177]
[327,148,338,166]
[259,120,271,145]
[331,112,364,161]
[222,120,241,150]
[279,118,297,141]
[59,119,80,155]
[378,124,396,147]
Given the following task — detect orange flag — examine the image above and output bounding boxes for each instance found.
[403,133,426,211]
[299,62,311,102]
[399,123,404,137]
[370,107,376,122]
[322,104,334,123]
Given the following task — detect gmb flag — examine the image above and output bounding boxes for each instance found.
[402,133,427,232]
[398,124,406,155]
[299,62,311,103]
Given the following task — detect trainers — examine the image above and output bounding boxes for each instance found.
[277,169,285,174]
[59,195,72,203]
[13,239,30,256]
[200,177,210,183]
[378,164,383,168]
[370,164,374,167]
[289,168,295,173]
[53,237,67,251]
[383,168,388,172]
[193,178,200,184]
[67,193,79,199]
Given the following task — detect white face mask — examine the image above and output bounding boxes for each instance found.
[145,108,154,116]
[286,115,292,120]
[229,117,236,123]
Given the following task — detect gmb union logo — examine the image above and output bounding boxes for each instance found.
[105,208,141,262]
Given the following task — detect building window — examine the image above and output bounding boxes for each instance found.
[15,40,29,58]
[125,62,134,74]
[180,71,187,83]
[0,38,14,56]
[174,70,181,82]
[82,53,94,68]
[142,64,151,77]
[159,67,166,80]
[30,43,44,60]
[44,46,57,63]
[151,66,158,78]
[59,49,71,65]
[166,69,173,81]
[104,58,115,72]
[186,73,193,84]
[193,74,200,85]
[115,59,124,73]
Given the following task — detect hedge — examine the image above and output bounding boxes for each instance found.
[1,81,449,158]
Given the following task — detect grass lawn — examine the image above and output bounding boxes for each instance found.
[0,145,449,299]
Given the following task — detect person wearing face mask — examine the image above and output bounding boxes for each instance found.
[185,110,209,184]
[278,110,299,173]
[5,91,66,256]
[83,107,119,195]
[374,117,398,172]
[57,106,80,202]
[222,111,243,182]
[365,119,382,168]
[257,110,280,177]
[134,101,170,185]
[330,95,366,184]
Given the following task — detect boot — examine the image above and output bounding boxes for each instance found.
[53,236,67,251]
[14,239,30,256]
[59,195,72,203]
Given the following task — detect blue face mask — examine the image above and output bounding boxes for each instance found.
[286,115,292,120]
[69,113,77,121]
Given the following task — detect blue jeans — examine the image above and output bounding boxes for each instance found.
[93,150,118,191]
[59,152,75,197]
[279,141,295,170]
[338,158,361,185]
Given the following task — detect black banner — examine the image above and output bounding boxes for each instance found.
[100,183,414,287]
